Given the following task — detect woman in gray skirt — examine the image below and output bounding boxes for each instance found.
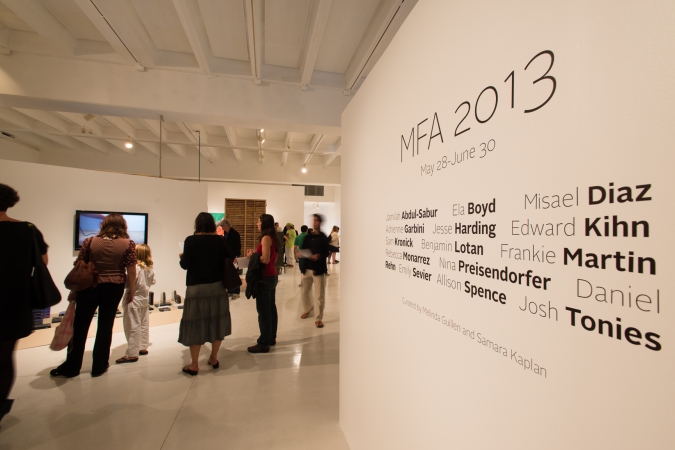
[179,212,233,375]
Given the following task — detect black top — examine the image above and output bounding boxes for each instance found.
[180,234,233,286]
[302,231,330,275]
[226,227,241,257]
[0,221,48,340]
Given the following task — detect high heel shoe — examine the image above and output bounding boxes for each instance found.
[208,359,220,369]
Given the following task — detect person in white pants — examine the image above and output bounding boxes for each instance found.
[117,244,155,363]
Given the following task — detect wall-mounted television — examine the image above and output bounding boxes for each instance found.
[74,210,149,250]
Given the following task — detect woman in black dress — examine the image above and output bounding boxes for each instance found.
[179,213,234,375]
[0,184,49,424]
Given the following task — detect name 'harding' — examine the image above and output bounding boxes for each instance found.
[455,221,496,239]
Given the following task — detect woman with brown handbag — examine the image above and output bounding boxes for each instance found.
[0,184,50,424]
[50,214,137,378]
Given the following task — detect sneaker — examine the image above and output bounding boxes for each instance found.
[229,294,240,300]
[247,344,270,353]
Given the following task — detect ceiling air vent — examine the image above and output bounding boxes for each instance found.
[293,184,325,196]
[304,185,324,196]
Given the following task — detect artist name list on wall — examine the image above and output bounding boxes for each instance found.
[384,182,664,377]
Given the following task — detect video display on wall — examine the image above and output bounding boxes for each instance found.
[74,210,148,250]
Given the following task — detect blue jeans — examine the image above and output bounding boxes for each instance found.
[256,276,278,346]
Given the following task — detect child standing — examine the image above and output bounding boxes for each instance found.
[116,244,155,363]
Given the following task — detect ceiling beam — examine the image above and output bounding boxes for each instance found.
[224,126,243,162]
[344,0,403,91]
[232,148,242,162]
[77,0,156,67]
[72,136,111,154]
[1,0,76,56]
[0,22,11,54]
[56,112,104,136]
[103,115,159,156]
[12,108,69,133]
[299,0,333,89]
[58,112,134,155]
[245,0,264,83]
[323,138,341,167]
[176,122,217,162]
[71,0,137,65]
[0,108,107,153]
[139,119,186,157]
[303,134,324,165]
[192,124,220,161]
[171,0,211,75]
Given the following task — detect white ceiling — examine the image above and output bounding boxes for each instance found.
[0,0,418,181]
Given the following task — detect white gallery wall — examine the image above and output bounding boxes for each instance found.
[0,160,207,312]
[341,1,674,449]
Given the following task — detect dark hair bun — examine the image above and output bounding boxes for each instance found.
[0,184,19,211]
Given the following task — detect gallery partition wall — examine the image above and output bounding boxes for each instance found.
[225,198,267,255]
[340,0,674,449]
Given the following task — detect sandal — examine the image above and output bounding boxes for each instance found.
[301,312,310,319]
[315,321,324,328]
[182,365,199,376]
[208,359,220,369]
[139,350,149,356]
[116,356,139,364]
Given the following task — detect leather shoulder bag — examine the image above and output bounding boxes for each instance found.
[28,223,62,309]
[64,238,99,292]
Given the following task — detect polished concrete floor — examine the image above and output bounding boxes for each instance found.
[1,265,347,450]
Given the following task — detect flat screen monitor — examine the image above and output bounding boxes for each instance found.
[74,210,148,250]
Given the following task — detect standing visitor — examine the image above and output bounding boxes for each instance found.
[51,214,137,378]
[0,184,49,423]
[246,214,280,353]
[178,213,233,375]
[221,219,242,299]
[294,225,309,286]
[300,214,330,328]
[285,223,297,267]
[328,226,340,264]
[116,244,155,364]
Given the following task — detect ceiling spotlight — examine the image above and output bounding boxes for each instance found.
[260,128,264,132]
[301,167,307,173]
[125,140,133,149]
[261,139,265,144]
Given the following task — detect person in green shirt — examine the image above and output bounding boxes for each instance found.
[284,223,297,267]
[294,225,309,277]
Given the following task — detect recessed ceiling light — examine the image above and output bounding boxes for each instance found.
[260,128,264,132]
[261,139,265,144]
[301,167,307,173]
[125,140,133,149]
